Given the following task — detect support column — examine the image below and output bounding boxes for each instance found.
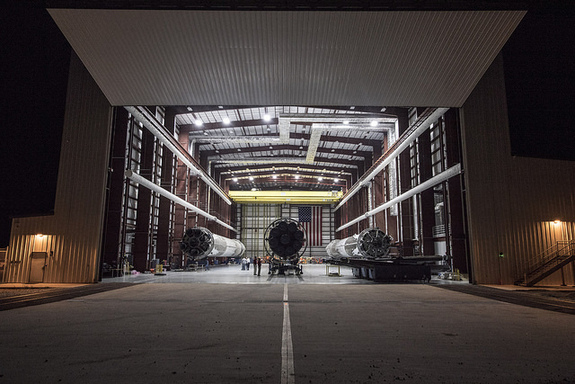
[156,108,176,265]
[102,107,129,268]
[444,109,469,275]
[132,129,155,272]
[418,128,435,257]
[397,110,414,255]
[172,132,190,268]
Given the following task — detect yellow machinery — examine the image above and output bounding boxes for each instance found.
[228,190,342,204]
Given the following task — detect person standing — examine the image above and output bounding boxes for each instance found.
[253,257,258,275]
[241,257,246,270]
[246,257,250,271]
[257,257,262,276]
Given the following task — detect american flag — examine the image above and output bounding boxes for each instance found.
[298,206,323,246]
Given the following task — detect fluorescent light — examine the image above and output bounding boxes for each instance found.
[263,114,271,122]
[232,177,238,182]
[222,117,231,125]
[370,121,378,127]
[194,119,203,127]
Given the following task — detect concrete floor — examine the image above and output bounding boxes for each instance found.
[0,265,574,383]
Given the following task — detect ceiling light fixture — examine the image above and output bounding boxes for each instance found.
[194,119,203,127]
[222,117,231,125]
[233,177,238,182]
[263,114,271,122]
[370,121,378,127]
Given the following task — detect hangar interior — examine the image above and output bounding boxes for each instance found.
[2,5,574,287]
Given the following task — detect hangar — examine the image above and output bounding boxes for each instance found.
[2,2,575,383]
[1,1,574,287]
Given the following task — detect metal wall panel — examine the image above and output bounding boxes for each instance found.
[460,54,575,285]
[5,53,112,283]
[49,9,524,108]
[240,204,281,259]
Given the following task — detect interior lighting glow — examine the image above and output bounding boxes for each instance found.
[272,175,277,179]
[318,177,324,181]
[36,233,44,238]
[194,119,203,127]
[233,177,238,182]
[249,176,254,181]
[553,219,562,225]
[343,121,349,125]
[295,175,300,179]
[370,120,378,127]
[263,114,271,122]
[222,117,231,125]
[334,178,339,183]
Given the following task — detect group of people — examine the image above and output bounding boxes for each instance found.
[241,256,263,276]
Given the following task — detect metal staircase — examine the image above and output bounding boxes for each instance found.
[515,240,575,286]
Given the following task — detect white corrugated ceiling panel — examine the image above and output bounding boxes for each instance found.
[48,9,524,107]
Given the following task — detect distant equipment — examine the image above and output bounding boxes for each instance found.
[180,227,245,264]
[264,218,307,275]
[326,228,393,260]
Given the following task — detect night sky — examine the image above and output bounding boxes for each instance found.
[0,1,574,247]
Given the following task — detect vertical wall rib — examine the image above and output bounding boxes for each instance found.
[461,53,575,285]
[6,52,112,283]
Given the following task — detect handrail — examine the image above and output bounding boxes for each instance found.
[524,240,575,276]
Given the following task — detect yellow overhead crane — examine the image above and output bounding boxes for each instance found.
[228,190,343,204]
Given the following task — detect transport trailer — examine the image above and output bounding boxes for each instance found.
[326,228,431,282]
[346,258,431,283]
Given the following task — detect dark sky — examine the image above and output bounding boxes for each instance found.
[502,3,575,161]
[0,1,573,247]
[1,2,70,246]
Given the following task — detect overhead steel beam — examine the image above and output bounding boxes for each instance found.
[125,106,233,205]
[336,163,461,232]
[335,108,449,211]
[125,169,236,232]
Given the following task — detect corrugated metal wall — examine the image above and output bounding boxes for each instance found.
[4,52,112,283]
[239,205,281,260]
[461,53,575,285]
[49,9,525,108]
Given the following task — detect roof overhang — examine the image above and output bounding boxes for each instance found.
[48,9,525,107]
